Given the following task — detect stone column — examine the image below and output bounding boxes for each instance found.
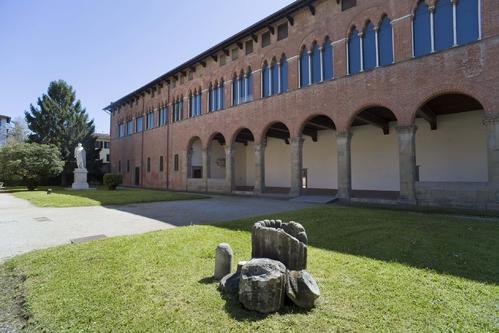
[254,141,266,194]
[225,145,234,192]
[290,137,304,197]
[336,132,352,200]
[202,148,209,192]
[397,125,417,204]
[485,114,499,183]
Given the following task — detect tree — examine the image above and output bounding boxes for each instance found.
[6,117,29,144]
[0,143,64,190]
[25,80,100,185]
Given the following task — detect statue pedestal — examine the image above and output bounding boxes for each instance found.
[72,168,89,190]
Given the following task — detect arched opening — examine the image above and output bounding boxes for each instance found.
[415,93,486,182]
[208,133,226,180]
[351,107,400,199]
[264,122,291,193]
[187,137,203,179]
[301,115,337,195]
[233,128,255,192]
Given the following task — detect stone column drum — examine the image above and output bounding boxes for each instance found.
[214,243,233,279]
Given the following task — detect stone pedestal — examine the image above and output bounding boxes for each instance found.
[72,168,89,190]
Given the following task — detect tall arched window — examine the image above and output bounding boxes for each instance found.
[246,69,253,102]
[434,0,453,51]
[271,59,279,95]
[196,89,202,116]
[323,38,333,80]
[348,27,361,74]
[214,82,220,111]
[311,42,321,83]
[232,75,238,105]
[218,79,225,110]
[280,55,288,92]
[363,22,376,71]
[379,16,394,66]
[413,1,432,57]
[262,62,271,97]
[208,84,214,112]
[239,71,245,103]
[299,47,310,87]
[457,0,479,45]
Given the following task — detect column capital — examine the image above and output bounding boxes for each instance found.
[395,125,418,134]
[290,136,305,144]
[483,113,499,125]
[336,131,353,140]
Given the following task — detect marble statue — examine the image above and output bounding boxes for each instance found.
[74,143,86,169]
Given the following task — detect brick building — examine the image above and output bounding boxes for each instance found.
[105,0,499,210]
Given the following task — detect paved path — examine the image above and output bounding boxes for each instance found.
[0,193,313,260]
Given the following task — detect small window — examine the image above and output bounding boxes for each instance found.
[127,160,130,172]
[219,54,226,66]
[277,23,288,41]
[342,0,356,11]
[245,40,254,55]
[262,31,271,48]
[118,160,121,173]
[231,48,239,61]
[106,154,110,162]
[174,154,179,171]
[188,71,193,81]
[147,157,151,173]
[179,75,184,84]
[159,156,164,172]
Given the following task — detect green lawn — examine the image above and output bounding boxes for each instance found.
[3,206,499,332]
[6,187,207,207]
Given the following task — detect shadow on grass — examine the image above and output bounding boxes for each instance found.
[210,206,499,285]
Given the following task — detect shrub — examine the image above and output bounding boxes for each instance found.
[103,173,123,190]
[0,143,64,191]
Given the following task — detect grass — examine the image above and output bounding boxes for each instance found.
[3,206,499,332]
[4,186,207,207]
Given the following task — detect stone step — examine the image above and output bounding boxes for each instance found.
[289,196,338,204]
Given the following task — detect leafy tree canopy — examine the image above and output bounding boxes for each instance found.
[0,143,64,190]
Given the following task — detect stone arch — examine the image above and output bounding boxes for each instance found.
[232,128,257,190]
[187,136,203,179]
[413,91,488,183]
[345,5,394,38]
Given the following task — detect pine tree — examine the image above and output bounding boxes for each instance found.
[25,80,101,185]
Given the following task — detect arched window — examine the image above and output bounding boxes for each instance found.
[232,75,238,105]
[379,16,394,66]
[246,69,253,101]
[348,27,361,74]
[457,0,479,45]
[262,62,271,97]
[196,89,202,116]
[189,92,195,117]
[214,82,220,111]
[219,79,225,109]
[434,0,453,51]
[323,38,333,80]
[363,22,376,71]
[311,42,321,83]
[299,47,310,87]
[413,1,432,57]
[271,59,279,95]
[208,85,214,112]
[239,72,245,103]
[280,55,288,92]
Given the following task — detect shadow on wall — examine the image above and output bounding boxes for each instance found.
[209,206,499,285]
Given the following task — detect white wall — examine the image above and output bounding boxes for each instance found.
[234,141,255,187]
[351,122,400,191]
[416,110,487,182]
[190,139,202,166]
[303,130,338,189]
[209,141,226,179]
[265,137,291,187]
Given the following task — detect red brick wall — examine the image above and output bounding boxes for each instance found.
[109,0,499,190]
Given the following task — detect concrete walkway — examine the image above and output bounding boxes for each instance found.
[0,193,313,260]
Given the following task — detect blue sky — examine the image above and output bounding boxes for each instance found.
[0,0,293,133]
